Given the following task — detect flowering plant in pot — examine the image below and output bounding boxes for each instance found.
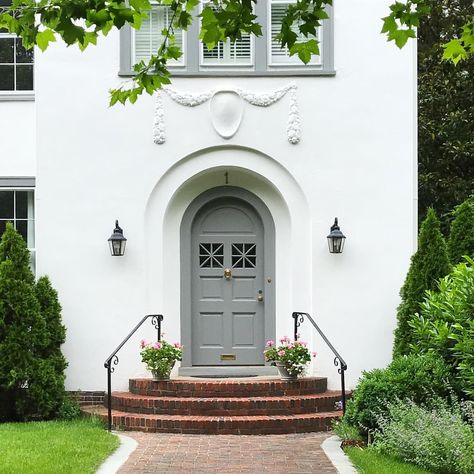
[140,339,183,380]
[264,336,316,380]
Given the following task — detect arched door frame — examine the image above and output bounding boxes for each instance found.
[179,186,276,375]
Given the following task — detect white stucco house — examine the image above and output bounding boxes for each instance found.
[0,0,417,395]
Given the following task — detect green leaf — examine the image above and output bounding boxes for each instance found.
[36,29,56,52]
[129,0,151,12]
[442,39,468,65]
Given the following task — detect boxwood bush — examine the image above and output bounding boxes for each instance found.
[344,353,452,433]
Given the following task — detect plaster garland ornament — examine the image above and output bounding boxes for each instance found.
[153,83,301,145]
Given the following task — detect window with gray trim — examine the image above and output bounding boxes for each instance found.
[0,0,34,92]
[0,188,35,272]
[120,0,333,76]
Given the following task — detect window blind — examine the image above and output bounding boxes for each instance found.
[270,0,320,65]
[201,2,252,66]
[134,6,184,65]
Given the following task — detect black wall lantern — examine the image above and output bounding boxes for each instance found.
[327,217,346,254]
[108,220,127,256]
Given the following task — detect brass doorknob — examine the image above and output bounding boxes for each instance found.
[257,290,264,302]
[224,268,232,280]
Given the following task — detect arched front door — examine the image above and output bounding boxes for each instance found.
[181,187,275,370]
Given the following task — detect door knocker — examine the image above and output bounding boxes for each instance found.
[224,268,232,280]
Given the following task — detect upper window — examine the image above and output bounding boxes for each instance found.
[199,1,253,68]
[0,34,34,92]
[121,0,333,76]
[0,0,34,94]
[133,5,185,67]
[269,0,320,66]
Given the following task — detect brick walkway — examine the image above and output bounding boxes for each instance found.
[118,431,337,473]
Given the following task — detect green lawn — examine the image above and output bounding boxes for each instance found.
[346,447,431,474]
[0,417,119,474]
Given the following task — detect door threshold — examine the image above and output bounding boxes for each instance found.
[178,366,278,377]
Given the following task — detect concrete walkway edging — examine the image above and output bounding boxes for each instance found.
[321,436,358,474]
[96,432,138,474]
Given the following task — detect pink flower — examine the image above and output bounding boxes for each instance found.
[280,336,291,344]
[299,341,308,347]
[173,342,182,349]
[312,352,318,358]
[277,350,286,357]
[266,340,275,347]
[139,339,147,349]
[152,341,162,349]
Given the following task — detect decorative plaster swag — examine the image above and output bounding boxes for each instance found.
[153,83,301,145]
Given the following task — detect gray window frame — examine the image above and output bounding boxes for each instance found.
[119,3,334,77]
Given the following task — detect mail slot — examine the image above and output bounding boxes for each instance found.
[220,354,236,361]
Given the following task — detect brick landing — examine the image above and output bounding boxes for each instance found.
[118,431,337,473]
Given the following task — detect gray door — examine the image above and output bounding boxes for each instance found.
[191,198,265,366]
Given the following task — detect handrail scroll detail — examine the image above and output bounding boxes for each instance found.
[292,311,348,415]
[103,314,163,431]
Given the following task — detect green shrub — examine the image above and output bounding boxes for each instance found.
[332,417,364,443]
[57,395,82,420]
[373,399,474,474]
[0,223,67,420]
[448,199,474,265]
[393,208,451,357]
[409,257,474,397]
[344,353,452,433]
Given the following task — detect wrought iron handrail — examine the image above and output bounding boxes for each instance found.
[292,312,348,415]
[103,314,163,431]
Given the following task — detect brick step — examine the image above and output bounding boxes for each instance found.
[84,405,342,434]
[109,390,343,416]
[129,377,328,398]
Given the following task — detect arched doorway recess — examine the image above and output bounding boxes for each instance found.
[180,186,275,376]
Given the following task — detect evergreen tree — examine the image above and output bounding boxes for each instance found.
[393,209,451,357]
[447,199,474,265]
[418,0,474,231]
[24,276,68,418]
[0,224,67,420]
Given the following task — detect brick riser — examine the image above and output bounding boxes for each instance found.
[129,377,328,398]
[81,377,344,434]
[87,407,342,435]
[109,391,342,416]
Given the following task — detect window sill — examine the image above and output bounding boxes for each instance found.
[118,69,336,78]
[0,92,35,102]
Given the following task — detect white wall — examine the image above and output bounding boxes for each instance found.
[33,0,416,391]
[0,101,36,176]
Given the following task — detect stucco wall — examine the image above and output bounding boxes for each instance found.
[31,0,416,391]
[0,101,36,176]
